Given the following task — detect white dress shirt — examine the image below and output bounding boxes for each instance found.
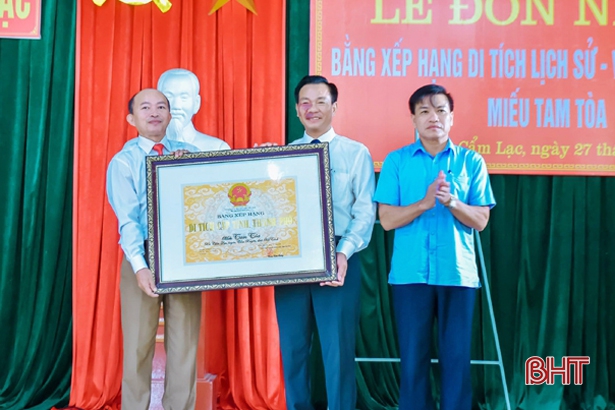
[290,128,376,259]
[106,136,199,273]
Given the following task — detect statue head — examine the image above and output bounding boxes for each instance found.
[157,68,201,131]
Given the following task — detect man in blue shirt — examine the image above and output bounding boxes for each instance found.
[107,88,202,410]
[275,75,376,410]
[374,84,496,410]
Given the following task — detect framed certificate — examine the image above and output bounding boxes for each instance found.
[146,143,337,293]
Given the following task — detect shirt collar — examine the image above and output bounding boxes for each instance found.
[409,138,457,158]
[302,127,336,143]
[138,135,169,153]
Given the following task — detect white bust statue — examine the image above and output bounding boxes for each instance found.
[157,68,231,151]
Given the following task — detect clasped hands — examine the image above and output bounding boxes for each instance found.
[424,170,454,208]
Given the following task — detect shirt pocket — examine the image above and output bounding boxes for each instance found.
[451,174,470,201]
[331,170,350,201]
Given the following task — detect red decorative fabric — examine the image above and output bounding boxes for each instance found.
[72,1,287,408]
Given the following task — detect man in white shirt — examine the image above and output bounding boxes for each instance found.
[106,88,201,410]
[275,75,376,410]
[157,68,230,151]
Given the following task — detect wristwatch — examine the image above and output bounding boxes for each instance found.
[446,195,458,209]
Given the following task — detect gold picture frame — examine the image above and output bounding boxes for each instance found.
[146,144,337,293]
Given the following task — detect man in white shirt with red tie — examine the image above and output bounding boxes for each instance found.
[106,88,201,410]
[275,75,376,410]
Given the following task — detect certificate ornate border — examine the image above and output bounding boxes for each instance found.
[146,143,336,293]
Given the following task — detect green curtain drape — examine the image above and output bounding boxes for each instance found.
[286,5,615,410]
[0,0,75,409]
[476,175,615,410]
[285,0,309,143]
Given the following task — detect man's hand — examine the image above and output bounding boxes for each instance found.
[421,171,447,209]
[136,268,159,297]
[321,252,347,287]
[434,170,453,205]
[170,149,189,158]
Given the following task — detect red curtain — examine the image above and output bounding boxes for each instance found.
[72,0,286,408]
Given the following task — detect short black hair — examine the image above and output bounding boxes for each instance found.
[408,84,454,114]
[128,89,170,114]
[294,75,338,104]
[128,93,137,114]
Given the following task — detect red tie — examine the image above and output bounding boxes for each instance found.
[152,143,165,156]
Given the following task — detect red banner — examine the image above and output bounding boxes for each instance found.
[311,0,615,175]
[0,0,41,39]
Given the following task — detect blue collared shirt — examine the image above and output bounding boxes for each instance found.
[291,128,376,259]
[106,136,198,273]
[374,139,495,288]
